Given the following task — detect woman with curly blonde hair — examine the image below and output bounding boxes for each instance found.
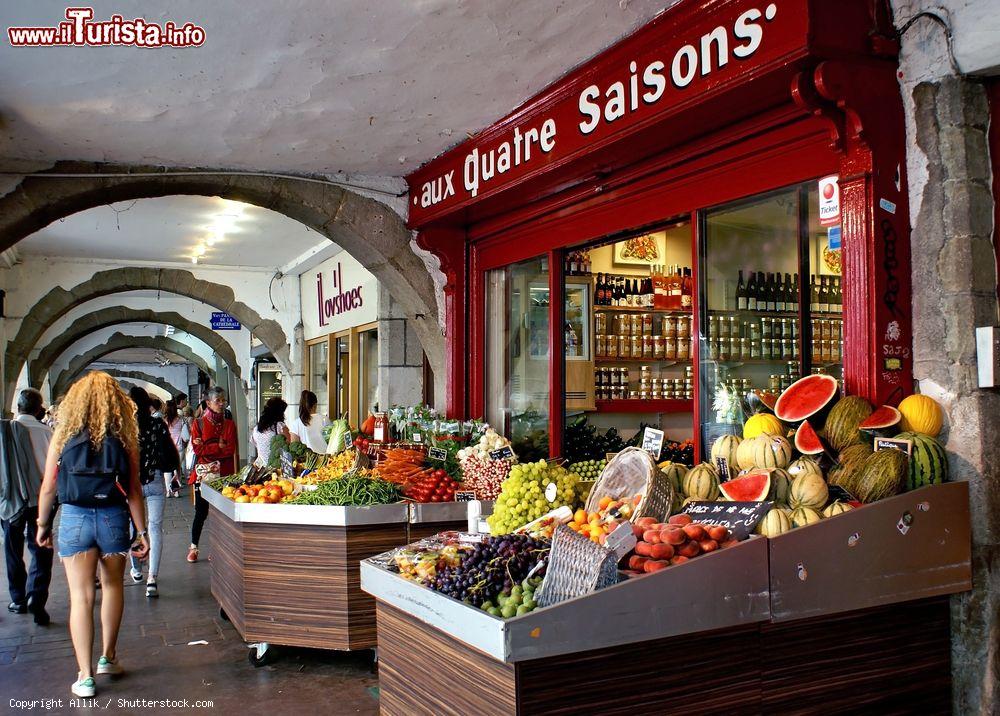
[35,372,149,698]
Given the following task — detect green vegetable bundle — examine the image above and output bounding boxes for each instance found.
[290,474,402,506]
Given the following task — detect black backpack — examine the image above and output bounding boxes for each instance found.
[57,431,130,507]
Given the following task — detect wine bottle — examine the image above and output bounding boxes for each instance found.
[736,270,747,311]
[775,273,786,312]
[810,275,820,313]
[819,276,830,313]
[681,268,693,310]
[757,272,767,312]
[792,273,800,310]
[667,265,681,310]
[766,273,777,312]
[784,273,794,312]
[616,276,626,307]
[833,276,842,313]
[747,271,758,312]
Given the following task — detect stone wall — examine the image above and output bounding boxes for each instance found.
[376,283,425,411]
[896,10,1000,712]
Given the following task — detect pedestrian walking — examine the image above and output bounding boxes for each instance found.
[163,399,188,498]
[1,388,54,625]
[34,372,149,697]
[187,386,237,563]
[127,387,179,598]
[251,397,289,467]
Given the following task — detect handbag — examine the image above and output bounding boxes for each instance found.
[194,460,221,484]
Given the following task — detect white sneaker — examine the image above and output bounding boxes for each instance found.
[146,582,158,598]
[96,655,123,676]
[72,675,96,696]
[130,569,143,583]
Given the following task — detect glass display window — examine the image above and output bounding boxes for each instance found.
[359,326,379,416]
[306,338,330,420]
[486,256,550,461]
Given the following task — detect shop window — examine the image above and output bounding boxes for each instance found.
[334,334,350,420]
[486,256,550,461]
[307,339,330,420]
[698,184,842,451]
[359,327,379,416]
[562,222,695,466]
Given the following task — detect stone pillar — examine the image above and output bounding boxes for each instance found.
[377,284,424,410]
[899,27,1000,713]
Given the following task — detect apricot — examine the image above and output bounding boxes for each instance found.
[628,555,648,570]
[635,516,657,529]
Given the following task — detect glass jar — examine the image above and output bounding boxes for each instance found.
[663,315,677,339]
[373,412,389,443]
[618,334,629,358]
[769,374,781,392]
[740,337,751,360]
[708,315,718,338]
[595,313,607,335]
[781,339,793,360]
[718,337,730,361]
[709,339,719,360]
[750,339,761,359]
[642,335,654,358]
[718,315,730,338]
[761,338,772,360]
[630,314,643,337]
[595,334,605,358]
[749,319,761,342]
[677,315,691,339]
[630,335,642,358]
[653,335,665,360]
[606,334,618,358]
[728,316,740,339]
[761,316,772,339]
[676,336,690,360]
[665,336,677,360]
[641,313,653,336]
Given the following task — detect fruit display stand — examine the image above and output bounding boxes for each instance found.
[406,501,492,542]
[201,483,409,664]
[362,536,771,714]
[362,483,971,715]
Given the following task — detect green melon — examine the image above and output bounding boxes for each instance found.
[710,435,742,471]
[822,501,855,518]
[828,443,873,496]
[739,433,793,470]
[758,467,792,505]
[682,462,720,501]
[755,508,792,537]
[658,461,689,493]
[854,449,907,503]
[823,396,874,452]
[789,472,829,510]
[789,506,823,528]
[896,432,949,490]
[787,457,824,481]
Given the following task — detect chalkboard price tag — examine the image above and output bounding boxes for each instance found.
[489,445,515,461]
[641,427,665,461]
[827,485,857,503]
[874,437,912,456]
[428,447,448,461]
[682,500,773,541]
[455,491,477,502]
[280,452,295,477]
[343,432,354,450]
[715,457,731,481]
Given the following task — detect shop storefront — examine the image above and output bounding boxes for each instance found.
[301,250,380,422]
[356,1,970,713]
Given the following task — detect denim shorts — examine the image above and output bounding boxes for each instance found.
[57,504,132,558]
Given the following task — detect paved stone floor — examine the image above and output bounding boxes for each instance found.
[0,490,380,715]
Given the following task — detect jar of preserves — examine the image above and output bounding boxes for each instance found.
[718,337,730,361]
[663,315,677,338]
[750,339,761,359]
[665,336,677,360]
[677,315,691,339]
[595,313,607,335]
[642,335,654,358]
[616,313,630,336]
[740,337,751,360]
[677,336,690,360]
[618,334,629,358]
[718,315,730,338]
[761,316,772,339]
[630,335,642,358]
[595,334,605,358]
[606,334,618,358]
[761,338,772,360]
[707,315,718,338]
[630,314,643,337]
[653,335,665,360]
[629,390,640,400]
[769,374,781,393]
[781,339,793,360]
[373,412,389,443]
[749,320,761,342]
[728,316,740,339]
[709,340,719,360]
[641,313,653,336]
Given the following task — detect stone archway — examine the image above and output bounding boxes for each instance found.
[0,161,445,394]
[90,368,184,400]
[30,307,242,388]
[53,332,215,399]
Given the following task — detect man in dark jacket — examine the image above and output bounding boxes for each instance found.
[0,388,54,625]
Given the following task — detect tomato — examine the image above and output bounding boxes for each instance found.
[430,495,442,502]
[433,469,447,479]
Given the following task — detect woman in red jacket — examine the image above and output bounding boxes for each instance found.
[186,387,237,563]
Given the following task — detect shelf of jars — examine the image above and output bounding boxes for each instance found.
[594,306,693,315]
[595,358,685,365]
[594,398,693,414]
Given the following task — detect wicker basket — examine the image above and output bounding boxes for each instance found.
[535,525,620,608]
[584,446,674,523]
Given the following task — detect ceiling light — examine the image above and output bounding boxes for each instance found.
[191,256,198,264]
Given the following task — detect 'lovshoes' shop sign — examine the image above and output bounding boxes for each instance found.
[407,0,813,226]
[300,250,378,340]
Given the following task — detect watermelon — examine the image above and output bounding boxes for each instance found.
[793,420,825,456]
[718,470,771,501]
[858,405,902,438]
[823,396,873,452]
[774,374,840,426]
[897,432,949,490]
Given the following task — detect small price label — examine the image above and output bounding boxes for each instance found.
[641,427,665,461]
[489,445,515,461]
[875,437,912,456]
[455,491,477,502]
[604,522,637,559]
[605,452,618,462]
[412,432,423,444]
[544,482,558,503]
[715,457,731,480]
[343,432,354,450]
[428,447,448,461]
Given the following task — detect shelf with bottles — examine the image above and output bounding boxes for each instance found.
[594,306,692,315]
[593,263,693,312]
[594,399,693,414]
[728,270,844,314]
[595,358,686,365]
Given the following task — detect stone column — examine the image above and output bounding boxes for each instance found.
[377,283,424,410]
[899,25,1000,713]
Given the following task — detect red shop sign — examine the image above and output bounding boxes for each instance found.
[408,0,812,227]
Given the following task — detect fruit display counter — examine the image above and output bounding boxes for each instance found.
[201,483,409,661]
[407,501,493,541]
[362,482,970,715]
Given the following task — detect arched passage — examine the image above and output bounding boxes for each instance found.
[0,162,445,396]
[116,379,172,403]
[53,333,216,399]
[84,368,185,401]
[30,307,242,388]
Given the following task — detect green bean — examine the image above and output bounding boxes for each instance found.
[289,474,402,506]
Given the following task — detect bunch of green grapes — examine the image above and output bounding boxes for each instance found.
[480,576,544,618]
[487,460,580,535]
[568,459,606,480]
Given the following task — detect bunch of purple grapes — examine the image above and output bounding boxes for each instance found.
[430,534,549,605]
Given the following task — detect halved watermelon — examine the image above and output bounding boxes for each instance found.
[774,374,840,425]
[718,470,771,502]
[859,405,902,438]
[793,420,825,456]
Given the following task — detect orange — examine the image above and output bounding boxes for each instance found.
[598,496,613,510]
[574,509,587,524]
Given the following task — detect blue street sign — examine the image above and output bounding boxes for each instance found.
[211,312,241,330]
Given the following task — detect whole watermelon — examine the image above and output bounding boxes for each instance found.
[897,432,949,490]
